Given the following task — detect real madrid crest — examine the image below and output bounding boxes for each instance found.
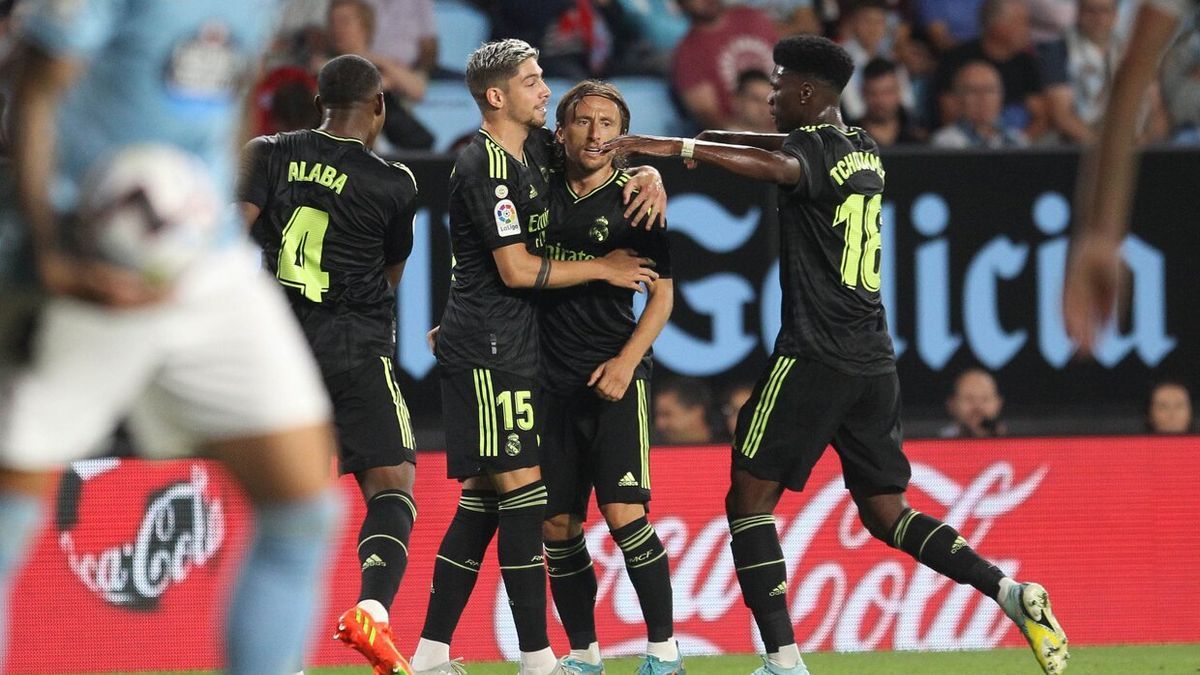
[589,216,609,243]
[505,433,522,456]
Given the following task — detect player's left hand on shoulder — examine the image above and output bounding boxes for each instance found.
[588,357,636,401]
[624,167,668,230]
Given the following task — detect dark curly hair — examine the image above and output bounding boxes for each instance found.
[773,35,855,93]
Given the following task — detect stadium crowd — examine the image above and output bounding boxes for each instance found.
[250,0,1193,148]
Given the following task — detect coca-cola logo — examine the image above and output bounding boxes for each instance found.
[54,460,225,610]
[492,460,1046,658]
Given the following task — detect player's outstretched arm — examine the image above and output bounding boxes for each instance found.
[589,278,674,402]
[603,134,803,187]
[493,244,658,292]
[695,130,787,151]
[1065,2,1180,354]
[10,44,165,308]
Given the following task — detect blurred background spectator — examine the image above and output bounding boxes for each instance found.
[852,57,924,145]
[720,382,755,441]
[595,0,689,76]
[913,0,986,52]
[654,377,716,444]
[933,0,1049,142]
[1146,381,1194,434]
[742,0,823,37]
[941,368,1007,438]
[931,60,1026,147]
[1160,18,1200,144]
[487,0,611,79]
[325,0,434,149]
[839,0,913,122]
[731,69,778,132]
[672,0,779,130]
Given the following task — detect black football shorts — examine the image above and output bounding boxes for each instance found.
[324,355,417,475]
[441,367,541,479]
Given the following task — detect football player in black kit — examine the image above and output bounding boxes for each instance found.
[239,55,417,675]
[537,81,681,675]
[605,36,1069,675]
[411,40,665,675]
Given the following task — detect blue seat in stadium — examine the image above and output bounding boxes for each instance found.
[607,77,684,136]
[411,80,482,152]
[435,0,490,76]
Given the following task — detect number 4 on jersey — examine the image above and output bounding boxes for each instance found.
[834,193,882,291]
[278,205,330,302]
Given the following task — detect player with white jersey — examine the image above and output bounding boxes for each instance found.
[0,2,338,674]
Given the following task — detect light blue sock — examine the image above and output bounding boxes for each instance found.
[0,492,44,671]
[225,489,340,675]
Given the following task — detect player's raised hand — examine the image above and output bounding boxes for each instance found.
[1063,234,1122,356]
[588,354,637,401]
[624,167,668,230]
[598,248,658,292]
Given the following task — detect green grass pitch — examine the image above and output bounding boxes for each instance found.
[80,644,1200,675]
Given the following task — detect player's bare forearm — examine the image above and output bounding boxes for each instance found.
[618,278,674,364]
[696,130,786,151]
[604,134,803,188]
[385,262,405,290]
[9,45,75,257]
[1076,3,1178,243]
[494,245,656,291]
[691,141,803,186]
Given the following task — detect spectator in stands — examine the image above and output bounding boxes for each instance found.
[931,60,1027,147]
[488,0,610,79]
[840,0,914,121]
[941,368,1007,438]
[720,382,755,440]
[1146,381,1194,434]
[595,0,689,75]
[1027,0,1075,95]
[741,0,823,37]
[913,0,986,51]
[731,69,777,132]
[671,0,779,130]
[653,376,715,444]
[367,0,438,79]
[1050,0,1167,145]
[854,58,924,145]
[1160,21,1200,144]
[326,0,433,149]
[933,0,1050,142]
[251,66,322,136]
[894,24,940,129]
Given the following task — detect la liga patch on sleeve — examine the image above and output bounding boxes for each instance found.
[495,199,520,237]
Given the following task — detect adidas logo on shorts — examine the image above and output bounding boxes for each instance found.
[618,472,638,487]
[769,582,788,597]
[362,554,387,570]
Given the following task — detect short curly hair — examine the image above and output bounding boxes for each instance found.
[773,35,855,93]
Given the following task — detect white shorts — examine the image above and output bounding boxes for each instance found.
[0,245,331,471]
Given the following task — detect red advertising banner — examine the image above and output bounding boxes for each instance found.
[6,436,1199,673]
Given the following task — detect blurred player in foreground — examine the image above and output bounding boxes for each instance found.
[0,2,338,673]
[538,80,680,675]
[240,54,419,675]
[1064,0,1196,352]
[605,35,1069,675]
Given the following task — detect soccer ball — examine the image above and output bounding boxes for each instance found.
[78,144,222,286]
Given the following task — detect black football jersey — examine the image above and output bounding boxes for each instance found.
[435,128,554,378]
[240,129,417,377]
[774,124,895,375]
[538,169,673,392]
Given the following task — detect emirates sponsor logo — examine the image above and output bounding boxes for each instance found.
[492,461,1046,658]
